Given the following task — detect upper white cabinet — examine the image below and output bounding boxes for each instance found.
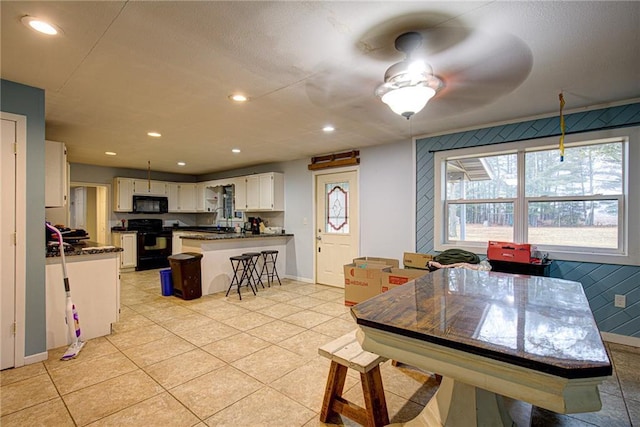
[237,172,284,211]
[113,177,134,212]
[45,140,68,207]
[133,179,166,195]
[168,182,197,212]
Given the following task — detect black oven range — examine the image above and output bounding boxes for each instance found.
[126,218,172,271]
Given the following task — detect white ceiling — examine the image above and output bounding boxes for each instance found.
[2,1,639,175]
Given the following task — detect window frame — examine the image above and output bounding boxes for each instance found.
[433,126,639,266]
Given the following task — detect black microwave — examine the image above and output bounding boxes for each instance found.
[132,195,168,214]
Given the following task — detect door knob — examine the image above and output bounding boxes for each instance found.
[316,236,322,241]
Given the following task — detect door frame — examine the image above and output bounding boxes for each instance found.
[70,181,111,246]
[312,166,360,285]
[1,112,27,369]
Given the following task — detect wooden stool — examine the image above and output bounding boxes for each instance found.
[318,330,389,427]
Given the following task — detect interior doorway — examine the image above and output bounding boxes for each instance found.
[70,183,110,245]
[314,169,359,287]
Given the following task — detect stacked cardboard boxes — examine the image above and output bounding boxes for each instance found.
[344,256,429,306]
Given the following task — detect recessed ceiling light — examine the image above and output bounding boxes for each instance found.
[323,125,335,132]
[232,148,241,153]
[21,16,61,35]
[229,94,248,102]
[147,132,161,137]
[105,151,117,156]
[177,162,186,166]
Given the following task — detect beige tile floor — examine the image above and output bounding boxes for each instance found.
[1,268,639,426]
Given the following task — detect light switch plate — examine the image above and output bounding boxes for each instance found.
[614,294,626,308]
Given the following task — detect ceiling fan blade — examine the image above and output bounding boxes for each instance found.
[428,30,533,114]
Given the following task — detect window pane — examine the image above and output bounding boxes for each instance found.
[446,154,517,200]
[447,202,513,242]
[528,201,618,248]
[325,182,349,234]
[525,142,622,197]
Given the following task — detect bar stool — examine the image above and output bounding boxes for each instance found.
[260,250,281,287]
[242,252,264,289]
[226,255,256,300]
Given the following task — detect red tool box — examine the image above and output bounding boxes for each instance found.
[487,241,532,264]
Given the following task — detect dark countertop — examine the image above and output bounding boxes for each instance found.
[351,268,611,379]
[179,232,293,241]
[46,240,123,257]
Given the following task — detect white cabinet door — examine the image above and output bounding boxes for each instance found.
[112,232,137,269]
[196,183,206,212]
[113,178,134,212]
[178,183,197,212]
[167,183,179,212]
[258,174,273,209]
[233,177,247,211]
[133,179,166,195]
[45,140,67,207]
[246,175,260,210]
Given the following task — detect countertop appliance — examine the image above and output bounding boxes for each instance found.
[127,218,172,270]
[132,195,168,214]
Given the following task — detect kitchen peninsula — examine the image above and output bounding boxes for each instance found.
[45,242,122,350]
[179,232,293,295]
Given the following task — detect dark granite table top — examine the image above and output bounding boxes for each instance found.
[351,268,612,379]
[179,232,293,241]
[46,240,123,257]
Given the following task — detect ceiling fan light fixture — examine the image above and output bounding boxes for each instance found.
[376,32,444,119]
[381,86,436,119]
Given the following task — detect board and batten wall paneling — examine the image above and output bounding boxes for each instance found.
[415,102,640,337]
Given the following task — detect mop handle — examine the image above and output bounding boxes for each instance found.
[45,223,70,292]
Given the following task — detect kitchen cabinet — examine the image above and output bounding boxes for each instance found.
[112,232,137,271]
[168,182,197,212]
[113,177,134,212]
[237,172,284,211]
[46,253,120,350]
[45,140,68,207]
[133,179,166,195]
[233,177,247,211]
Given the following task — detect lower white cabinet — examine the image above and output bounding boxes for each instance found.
[112,232,137,270]
[45,253,120,349]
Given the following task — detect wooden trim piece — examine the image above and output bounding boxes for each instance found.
[308,150,360,170]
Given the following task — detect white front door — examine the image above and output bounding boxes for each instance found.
[315,170,359,287]
[1,117,17,370]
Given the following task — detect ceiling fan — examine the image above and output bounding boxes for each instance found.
[304,12,533,122]
[374,31,444,119]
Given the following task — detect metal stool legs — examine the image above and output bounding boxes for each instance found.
[260,250,281,287]
[242,252,264,289]
[226,255,256,300]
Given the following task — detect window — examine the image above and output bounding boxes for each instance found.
[433,127,639,265]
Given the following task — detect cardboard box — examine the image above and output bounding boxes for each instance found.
[353,257,399,268]
[381,268,428,292]
[487,241,532,264]
[344,262,391,306]
[403,252,435,270]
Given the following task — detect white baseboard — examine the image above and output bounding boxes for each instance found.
[24,351,48,365]
[601,332,640,348]
[283,275,314,284]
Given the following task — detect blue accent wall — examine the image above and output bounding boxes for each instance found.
[416,103,640,337]
[1,79,47,356]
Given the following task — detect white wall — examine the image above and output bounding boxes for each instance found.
[359,139,414,260]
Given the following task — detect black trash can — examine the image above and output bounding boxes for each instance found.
[168,252,203,300]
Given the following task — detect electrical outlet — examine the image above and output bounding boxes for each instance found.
[614,294,626,308]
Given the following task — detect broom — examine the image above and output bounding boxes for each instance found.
[46,223,85,360]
